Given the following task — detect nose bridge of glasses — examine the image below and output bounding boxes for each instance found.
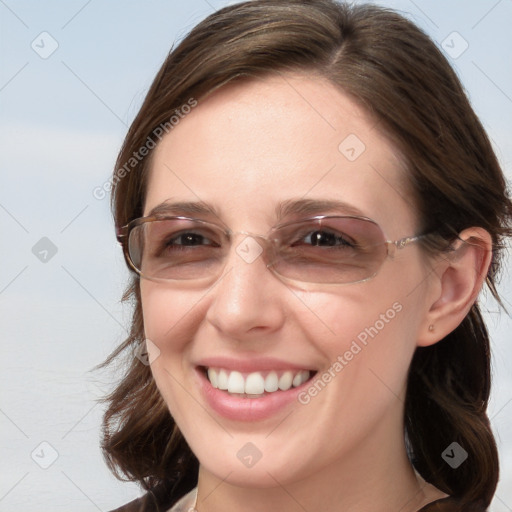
[227,230,277,268]
[230,230,274,244]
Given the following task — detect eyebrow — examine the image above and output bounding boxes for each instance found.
[147,201,221,218]
[146,198,367,221]
[275,198,367,219]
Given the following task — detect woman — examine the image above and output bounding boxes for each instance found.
[100,1,512,511]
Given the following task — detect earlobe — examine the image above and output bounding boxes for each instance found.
[417,227,493,347]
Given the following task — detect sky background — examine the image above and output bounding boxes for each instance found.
[1,0,511,511]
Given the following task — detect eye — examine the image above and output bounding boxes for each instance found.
[296,229,355,248]
[167,231,218,247]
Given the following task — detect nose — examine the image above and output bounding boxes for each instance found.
[205,234,287,341]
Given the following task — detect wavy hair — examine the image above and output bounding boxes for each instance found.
[98,1,512,509]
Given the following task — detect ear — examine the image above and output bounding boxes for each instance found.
[417,227,493,347]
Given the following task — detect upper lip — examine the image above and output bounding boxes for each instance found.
[195,356,316,373]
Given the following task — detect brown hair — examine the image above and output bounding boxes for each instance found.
[99,1,512,509]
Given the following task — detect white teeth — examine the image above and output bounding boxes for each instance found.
[207,368,218,388]
[227,371,245,394]
[292,372,302,387]
[206,367,311,396]
[245,372,265,395]
[217,369,229,390]
[293,370,310,387]
[278,371,293,390]
[264,371,279,392]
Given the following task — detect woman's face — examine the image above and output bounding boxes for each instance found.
[141,74,435,487]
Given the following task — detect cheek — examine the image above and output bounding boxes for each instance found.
[297,284,410,351]
[140,282,205,427]
[296,272,425,397]
[139,283,199,397]
[140,282,200,347]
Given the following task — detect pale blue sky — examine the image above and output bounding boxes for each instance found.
[1,1,511,511]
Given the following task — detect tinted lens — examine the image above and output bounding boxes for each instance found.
[128,218,226,280]
[271,217,387,284]
[127,216,388,284]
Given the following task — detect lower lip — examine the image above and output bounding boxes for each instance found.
[196,368,314,422]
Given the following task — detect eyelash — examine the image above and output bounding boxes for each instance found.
[292,230,355,248]
[165,232,219,248]
[165,229,356,248]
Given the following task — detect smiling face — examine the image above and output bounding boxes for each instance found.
[140,74,436,492]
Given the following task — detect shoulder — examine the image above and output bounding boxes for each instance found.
[108,492,160,512]
[419,497,488,511]
[108,486,196,512]
[108,495,149,512]
[109,489,487,512]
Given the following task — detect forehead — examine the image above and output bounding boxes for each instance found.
[145,73,417,236]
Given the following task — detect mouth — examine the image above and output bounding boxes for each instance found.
[199,366,317,398]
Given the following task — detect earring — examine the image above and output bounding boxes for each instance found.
[428,324,434,332]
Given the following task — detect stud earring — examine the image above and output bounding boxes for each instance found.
[428,324,434,332]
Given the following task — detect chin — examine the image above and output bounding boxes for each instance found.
[199,456,299,488]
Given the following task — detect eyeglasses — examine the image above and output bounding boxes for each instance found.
[116,215,428,285]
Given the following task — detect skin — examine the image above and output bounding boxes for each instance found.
[140,74,492,512]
